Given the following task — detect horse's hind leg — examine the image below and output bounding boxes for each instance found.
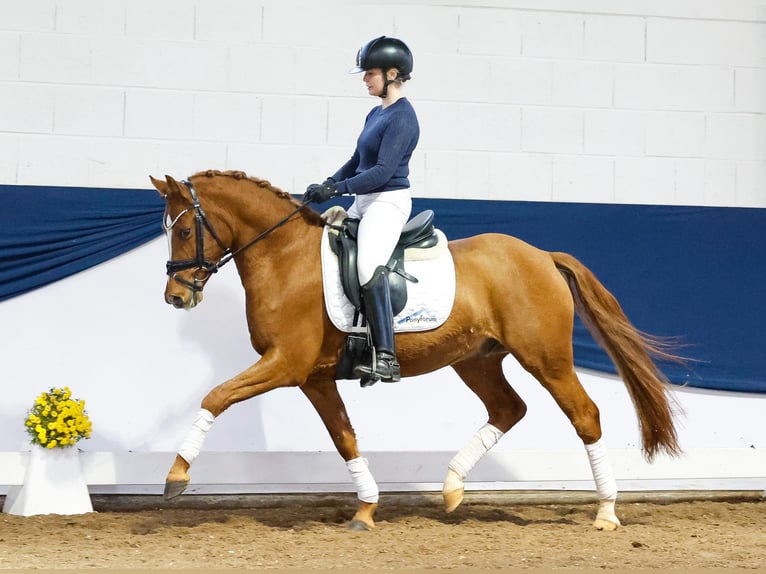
[444,355,528,512]
[524,358,620,530]
[300,376,379,531]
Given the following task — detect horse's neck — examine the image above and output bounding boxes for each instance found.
[229,197,322,285]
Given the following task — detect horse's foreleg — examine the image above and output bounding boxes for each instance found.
[300,377,379,530]
[164,408,214,499]
[445,356,527,512]
[164,353,302,500]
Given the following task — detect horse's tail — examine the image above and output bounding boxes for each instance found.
[551,251,682,461]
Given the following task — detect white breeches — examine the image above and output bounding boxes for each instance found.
[347,188,412,285]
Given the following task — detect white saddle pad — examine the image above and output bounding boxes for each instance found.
[320,219,456,334]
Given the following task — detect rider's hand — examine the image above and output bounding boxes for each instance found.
[303,179,339,204]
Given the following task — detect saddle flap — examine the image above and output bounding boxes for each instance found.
[327,210,439,317]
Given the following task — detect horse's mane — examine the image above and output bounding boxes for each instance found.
[191,169,325,228]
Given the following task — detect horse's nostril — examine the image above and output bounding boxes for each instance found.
[166,294,185,308]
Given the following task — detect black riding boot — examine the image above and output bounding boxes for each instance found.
[354,266,400,383]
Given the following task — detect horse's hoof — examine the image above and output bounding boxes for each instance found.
[163,480,189,500]
[443,487,465,513]
[348,519,371,531]
[593,499,620,530]
[593,518,620,531]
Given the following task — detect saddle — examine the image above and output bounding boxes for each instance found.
[327,210,439,381]
[328,210,438,316]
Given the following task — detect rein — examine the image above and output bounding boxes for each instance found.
[164,179,310,292]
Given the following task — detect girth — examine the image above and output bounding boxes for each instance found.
[328,210,438,315]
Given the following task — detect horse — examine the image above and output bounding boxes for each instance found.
[150,169,682,531]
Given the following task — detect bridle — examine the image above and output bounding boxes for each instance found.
[163,179,308,293]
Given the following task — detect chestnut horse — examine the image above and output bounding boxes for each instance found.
[150,170,681,531]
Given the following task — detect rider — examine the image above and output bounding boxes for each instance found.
[304,36,420,383]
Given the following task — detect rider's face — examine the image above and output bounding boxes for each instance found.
[363,69,385,97]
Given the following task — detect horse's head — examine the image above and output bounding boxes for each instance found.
[150,174,231,310]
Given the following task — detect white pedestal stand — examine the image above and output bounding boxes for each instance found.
[2,445,93,516]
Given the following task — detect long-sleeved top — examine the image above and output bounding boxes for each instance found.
[331,97,419,195]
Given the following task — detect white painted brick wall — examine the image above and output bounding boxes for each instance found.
[0,84,54,133]
[54,87,124,137]
[0,1,56,32]
[0,32,20,79]
[0,0,763,207]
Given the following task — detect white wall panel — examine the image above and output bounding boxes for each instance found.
[552,61,614,108]
[674,159,736,207]
[615,157,676,204]
[0,0,55,32]
[124,0,195,42]
[194,0,262,43]
[647,18,766,68]
[53,86,124,137]
[735,68,766,114]
[736,162,766,205]
[192,92,262,144]
[614,64,734,112]
[0,32,19,80]
[489,59,553,105]
[584,109,645,156]
[552,155,614,203]
[17,135,92,185]
[124,90,195,140]
[0,134,18,182]
[0,83,54,133]
[228,44,296,94]
[55,0,126,36]
[521,12,585,59]
[646,112,706,158]
[1,1,764,204]
[19,33,93,84]
[705,114,766,161]
[456,103,521,152]
[488,153,552,201]
[583,15,645,62]
[457,8,522,55]
[522,107,583,154]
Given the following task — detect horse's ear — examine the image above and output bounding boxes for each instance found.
[164,175,185,197]
[149,175,168,198]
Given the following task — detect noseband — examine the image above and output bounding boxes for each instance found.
[164,179,308,293]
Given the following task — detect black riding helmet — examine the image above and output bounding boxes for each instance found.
[351,36,413,97]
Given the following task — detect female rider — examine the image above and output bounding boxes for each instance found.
[304,36,420,383]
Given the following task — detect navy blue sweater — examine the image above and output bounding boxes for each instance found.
[331,98,420,195]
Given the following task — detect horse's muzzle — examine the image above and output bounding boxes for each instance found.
[164,286,203,310]
[166,294,187,309]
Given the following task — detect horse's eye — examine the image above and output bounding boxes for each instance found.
[180,228,192,239]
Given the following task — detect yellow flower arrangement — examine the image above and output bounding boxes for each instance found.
[24,387,92,448]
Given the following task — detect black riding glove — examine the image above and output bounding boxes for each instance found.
[303,179,340,204]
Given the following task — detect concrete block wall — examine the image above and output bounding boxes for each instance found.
[0,0,764,207]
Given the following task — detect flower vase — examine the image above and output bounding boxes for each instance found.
[2,445,93,516]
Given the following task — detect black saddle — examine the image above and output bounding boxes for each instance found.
[329,210,438,382]
[328,210,438,316]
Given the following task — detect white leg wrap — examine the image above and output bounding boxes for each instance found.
[448,423,504,479]
[585,438,618,501]
[346,457,379,504]
[178,409,215,465]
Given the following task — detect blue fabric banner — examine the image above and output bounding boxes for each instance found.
[0,184,165,303]
[1,184,763,394]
